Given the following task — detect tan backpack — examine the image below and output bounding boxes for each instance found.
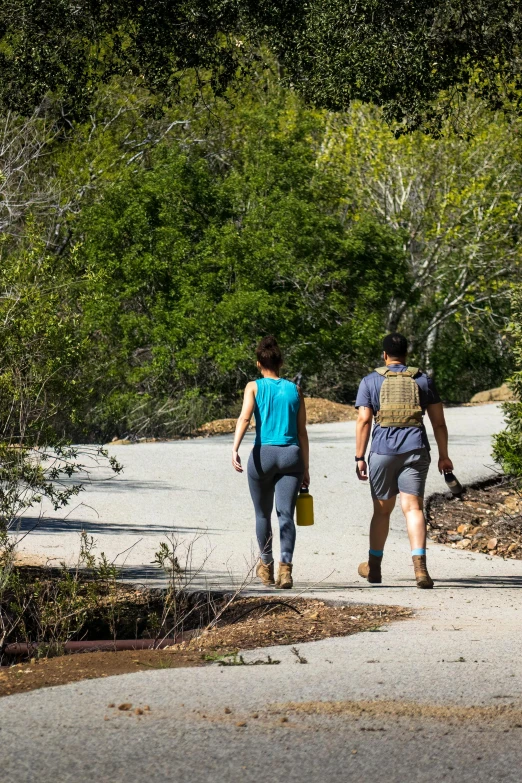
[374,367,423,428]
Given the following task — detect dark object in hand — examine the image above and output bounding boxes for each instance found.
[444,471,464,497]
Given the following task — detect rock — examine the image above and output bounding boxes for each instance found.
[455,539,471,549]
[470,384,517,404]
[118,703,132,711]
[487,537,498,550]
[508,543,518,552]
[457,524,471,535]
[502,495,520,511]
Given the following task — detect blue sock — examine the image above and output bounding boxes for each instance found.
[411,548,426,556]
[369,549,384,558]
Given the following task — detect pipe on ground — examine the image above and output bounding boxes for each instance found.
[4,632,196,656]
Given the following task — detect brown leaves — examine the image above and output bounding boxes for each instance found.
[428,480,522,559]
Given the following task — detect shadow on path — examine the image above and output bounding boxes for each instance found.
[273,574,522,592]
[59,477,210,494]
[12,516,222,536]
[433,575,522,589]
[117,565,251,589]
[113,571,522,591]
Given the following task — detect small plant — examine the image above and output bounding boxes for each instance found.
[290,646,308,664]
[152,534,203,645]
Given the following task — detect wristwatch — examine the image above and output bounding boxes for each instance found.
[355,455,366,462]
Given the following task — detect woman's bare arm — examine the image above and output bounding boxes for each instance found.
[297,387,310,486]
[232,382,256,472]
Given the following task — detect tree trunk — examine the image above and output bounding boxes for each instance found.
[423,323,438,376]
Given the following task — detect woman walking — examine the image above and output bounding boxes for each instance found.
[232,336,310,589]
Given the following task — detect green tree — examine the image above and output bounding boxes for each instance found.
[322,99,522,396]
[72,91,409,438]
[2,1,522,132]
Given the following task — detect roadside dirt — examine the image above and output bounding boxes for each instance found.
[0,598,410,698]
[427,476,522,559]
[197,397,357,437]
[109,398,502,443]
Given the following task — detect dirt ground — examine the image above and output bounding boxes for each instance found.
[427,477,522,559]
[0,598,410,698]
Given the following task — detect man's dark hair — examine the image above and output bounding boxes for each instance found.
[382,332,408,359]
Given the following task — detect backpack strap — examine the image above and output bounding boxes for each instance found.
[374,367,389,376]
[405,366,420,377]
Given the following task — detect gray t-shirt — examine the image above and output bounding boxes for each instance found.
[355,364,441,455]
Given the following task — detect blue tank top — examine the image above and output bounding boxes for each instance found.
[254,378,300,446]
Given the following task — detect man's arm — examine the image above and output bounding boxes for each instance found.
[426,402,453,474]
[355,406,373,481]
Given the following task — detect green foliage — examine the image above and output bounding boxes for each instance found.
[261,1,522,133]
[323,99,522,394]
[493,288,522,476]
[2,2,522,132]
[430,322,513,404]
[71,91,409,437]
[0,62,520,441]
[0,1,250,118]
[0,230,86,440]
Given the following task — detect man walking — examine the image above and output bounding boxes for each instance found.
[355,333,453,588]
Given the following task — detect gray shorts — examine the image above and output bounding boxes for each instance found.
[369,448,431,500]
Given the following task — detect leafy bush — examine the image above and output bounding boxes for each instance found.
[493,288,522,476]
[72,94,410,438]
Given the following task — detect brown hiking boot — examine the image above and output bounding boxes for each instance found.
[412,555,434,589]
[256,559,275,586]
[275,562,293,589]
[358,553,382,584]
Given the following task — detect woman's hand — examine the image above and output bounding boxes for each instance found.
[302,468,310,487]
[232,450,243,473]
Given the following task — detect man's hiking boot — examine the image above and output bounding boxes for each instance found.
[256,559,275,587]
[358,553,383,584]
[276,562,293,589]
[412,555,434,589]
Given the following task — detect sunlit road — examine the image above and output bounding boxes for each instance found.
[6,404,522,782]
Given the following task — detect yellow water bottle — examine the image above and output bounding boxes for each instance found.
[296,487,314,526]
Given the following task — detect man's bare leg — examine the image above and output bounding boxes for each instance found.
[400,492,433,588]
[400,492,426,550]
[370,496,396,551]
[359,496,396,583]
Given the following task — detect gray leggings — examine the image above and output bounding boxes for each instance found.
[247,445,304,565]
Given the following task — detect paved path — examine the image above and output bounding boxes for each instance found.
[5,404,522,782]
